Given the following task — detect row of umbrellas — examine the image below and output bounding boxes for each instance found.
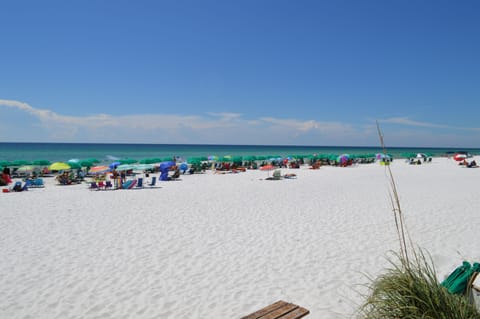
[3,153,395,171]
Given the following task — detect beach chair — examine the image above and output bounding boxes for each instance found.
[11,181,28,192]
[122,180,137,189]
[32,178,45,187]
[266,169,283,180]
[105,181,113,190]
[147,176,157,187]
[98,181,105,189]
[241,300,309,319]
[89,182,99,190]
[135,177,143,188]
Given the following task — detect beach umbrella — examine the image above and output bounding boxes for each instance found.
[119,158,137,164]
[11,160,32,166]
[132,164,154,171]
[109,161,121,169]
[260,164,275,177]
[49,162,71,171]
[376,153,390,160]
[32,160,51,166]
[68,162,82,169]
[454,153,467,161]
[89,165,111,174]
[80,160,94,167]
[139,158,162,164]
[115,164,135,171]
[337,154,350,165]
[16,165,35,174]
[0,160,12,167]
[85,158,100,164]
[207,155,218,161]
[260,164,275,171]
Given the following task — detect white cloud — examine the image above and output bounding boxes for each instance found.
[379,117,480,131]
[1,99,479,147]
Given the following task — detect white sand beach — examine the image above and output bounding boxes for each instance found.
[1,157,480,319]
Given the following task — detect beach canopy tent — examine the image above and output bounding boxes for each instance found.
[159,161,176,181]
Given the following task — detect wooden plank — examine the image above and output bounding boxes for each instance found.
[241,300,309,319]
[259,303,299,319]
[241,301,288,319]
[280,307,310,319]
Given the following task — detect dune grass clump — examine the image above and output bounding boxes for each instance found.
[360,251,480,319]
[359,122,480,318]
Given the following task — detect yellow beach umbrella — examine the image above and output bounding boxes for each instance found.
[49,162,71,171]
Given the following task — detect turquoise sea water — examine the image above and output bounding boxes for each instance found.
[1,143,479,164]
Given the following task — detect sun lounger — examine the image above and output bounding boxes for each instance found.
[122,179,137,189]
[241,300,309,319]
[136,177,143,188]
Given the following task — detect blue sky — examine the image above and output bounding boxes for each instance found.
[1,0,479,147]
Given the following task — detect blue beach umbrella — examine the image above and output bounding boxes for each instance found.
[109,162,121,169]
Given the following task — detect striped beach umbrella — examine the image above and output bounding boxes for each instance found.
[89,165,111,174]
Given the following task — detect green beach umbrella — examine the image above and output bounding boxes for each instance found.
[11,160,32,166]
[32,160,51,166]
[85,158,101,164]
[119,158,137,164]
[0,160,12,167]
[68,162,82,169]
[80,160,94,167]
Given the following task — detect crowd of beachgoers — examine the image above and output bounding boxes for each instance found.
[0,151,476,193]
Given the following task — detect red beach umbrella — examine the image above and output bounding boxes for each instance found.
[453,154,467,161]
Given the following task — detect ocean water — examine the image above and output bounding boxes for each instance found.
[1,143,479,164]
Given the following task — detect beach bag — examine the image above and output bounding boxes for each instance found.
[441,261,480,295]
